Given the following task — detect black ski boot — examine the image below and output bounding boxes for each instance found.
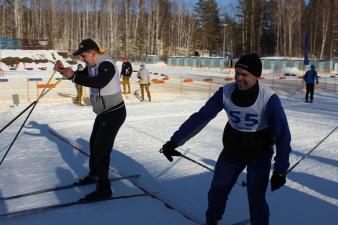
[81,180,112,202]
[74,174,97,185]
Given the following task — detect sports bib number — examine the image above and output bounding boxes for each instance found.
[229,111,259,127]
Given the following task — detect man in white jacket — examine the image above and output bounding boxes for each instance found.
[137,62,151,102]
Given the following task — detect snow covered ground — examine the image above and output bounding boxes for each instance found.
[0,62,337,225]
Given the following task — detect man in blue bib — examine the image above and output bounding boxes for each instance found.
[161,53,292,225]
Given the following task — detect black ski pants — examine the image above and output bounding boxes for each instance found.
[89,104,126,183]
[206,148,273,225]
[305,84,315,101]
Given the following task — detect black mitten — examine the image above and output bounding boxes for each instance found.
[160,141,181,162]
[271,171,286,191]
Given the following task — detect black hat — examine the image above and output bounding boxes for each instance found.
[73,39,99,56]
[235,53,262,77]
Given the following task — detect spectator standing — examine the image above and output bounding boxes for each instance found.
[137,62,151,102]
[121,56,133,94]
[75,64,84,105]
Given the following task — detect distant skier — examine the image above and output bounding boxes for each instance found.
[303,65,319,103]
[121,56,133,94]
[54,39,126,201]
[160,53,292,225]
[137,62,151,102]
[74,64,84,105]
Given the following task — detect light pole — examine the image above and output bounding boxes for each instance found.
[222,23,228,58]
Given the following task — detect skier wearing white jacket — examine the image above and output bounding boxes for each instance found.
[54,39,126,201]
[137,62,151,101]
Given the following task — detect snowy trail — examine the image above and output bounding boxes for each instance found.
[0,76,337,224]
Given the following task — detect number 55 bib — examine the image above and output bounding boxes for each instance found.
[223,82,275,132]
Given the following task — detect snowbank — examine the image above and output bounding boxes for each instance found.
[0,50,77,71]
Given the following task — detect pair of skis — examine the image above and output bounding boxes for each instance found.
[0,174,139,201]
[48,129,250,225]
[48,129,201,224]
[1,192,149,217]
[46,130,251,225]
[0,174,144,217]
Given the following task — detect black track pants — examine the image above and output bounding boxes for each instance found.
[305,84,315,101]
[89,105,126,182]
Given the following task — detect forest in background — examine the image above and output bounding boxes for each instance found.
[0,0,338,60]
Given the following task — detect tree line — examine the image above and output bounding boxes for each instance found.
[0,0,337,60]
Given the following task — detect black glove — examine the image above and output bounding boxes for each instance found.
[160,141,181,162]
[271,171,286,191]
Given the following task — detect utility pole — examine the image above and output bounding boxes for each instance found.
[222,23,228,58]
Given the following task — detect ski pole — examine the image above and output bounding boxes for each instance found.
[159,148,246,187]
[0,101,36,134]
[241,127,337,186]
[0,71,57,134]
[159,147,214,172]
[35,70,57,101]
[241,125,337,186]
[37,76,64,101]
[0,72,62,165]
[179,154,214,172]
[0,101,38,166]
[283,125,338,176]
[286,85,303,101]
[180,154,246,187]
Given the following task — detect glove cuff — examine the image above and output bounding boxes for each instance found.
[167,140,178,149]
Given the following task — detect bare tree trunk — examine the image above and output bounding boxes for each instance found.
[124,0,130,56]
[134,0,140,40]
[297,0,302,56]
[186,11,195,55]
[312,2,318,58]
[242,15,245,52]
[250,0,254,52]
[276,1,282,55]
[155,0,160,55]
[319,0,332,59]
[12,0,23,38]
[286,0,298,56]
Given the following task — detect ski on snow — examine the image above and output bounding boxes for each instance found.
[0,192,150,217]
[0,174,140,201]
[48,129,249,225]
[48,129,201,224]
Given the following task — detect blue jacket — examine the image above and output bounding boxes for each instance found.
[303,69,318,84]
[170,84,292,173]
